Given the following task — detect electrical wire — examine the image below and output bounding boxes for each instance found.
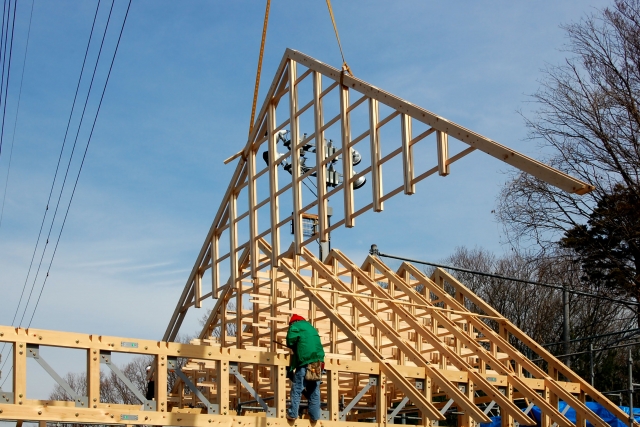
[18,0,116,328]
[0,0,101,378]
[0,0,33,231]
[377,251,640,309]
[26,0,132,329]
[0,0,17,158]
[0,0,132,388]
[1,0,101,340]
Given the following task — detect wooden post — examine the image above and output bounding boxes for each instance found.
[328,368,340,421]
[275,364,287,418]
[369,98,383,212]
[376,372,387,427]
[313,71,328,243]
[459,380,474,427]
[436,130,450,176]
[155,354,167,414]
[13,342,26,405]
[216,360,229,415]
[248,144,259,278]
[195,271,202,308]
[423,375,433,427]
[267,103,280,266]
[211,233,219,298]
[501,382,514,427]
[87,348,100,409]
[401,114,415,195]
[288,60,303,254]
[340,82,354,227]
[576,391,587,427]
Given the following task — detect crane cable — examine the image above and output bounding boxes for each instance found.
[248,0,270,137]
[325,0,352,76]
[249,0,353,137]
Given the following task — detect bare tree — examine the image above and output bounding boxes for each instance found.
[443,246,637,393]
[49,355,153,406]
[497,0,640,252]
[198,299,238,339]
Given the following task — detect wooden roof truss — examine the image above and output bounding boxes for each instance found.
[1,50,624,427]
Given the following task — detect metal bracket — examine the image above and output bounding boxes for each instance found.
[169,357,218,414]
[100,351,156,411]
[0,391,13,404]
[340,375,378,421]
[229,362,274,417]
[27,344,88,408]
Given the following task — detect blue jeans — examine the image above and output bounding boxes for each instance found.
[287,365,320,421]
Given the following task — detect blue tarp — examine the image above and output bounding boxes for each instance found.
[480,402,640,427]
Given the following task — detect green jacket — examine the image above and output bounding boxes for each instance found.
[286,320,325,369]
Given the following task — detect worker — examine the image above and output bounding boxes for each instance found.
[145,366,155,401]
[286,314,325,422]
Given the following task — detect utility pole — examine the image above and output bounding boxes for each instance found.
[563,284,570,368]
[319,207,332,262]
[590,343,595,386]
[629,349,635,427]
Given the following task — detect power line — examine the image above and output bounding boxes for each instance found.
[27,0,132,328]
[0,0,132,388]
[375,249,640,308]
[0,1,103,376]
[0,0,33,231]
[2,0,101,337]
[0,0,14,158]
[18,0,116,328]
[542,328,640,347]
[0,0,17,158]
[0,0,104,378]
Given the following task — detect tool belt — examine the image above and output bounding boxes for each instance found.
[305,361,323,381]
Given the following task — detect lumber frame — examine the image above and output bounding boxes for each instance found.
[163,49,593,342]
[5,50,615,427]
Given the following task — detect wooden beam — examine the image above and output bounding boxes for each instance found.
[401,114,415,194]
[288,60,303,254]
[314,71,329,242]
[340,83,355,227]
[14,342,26,405]
[248,144,259,279]
[436,130,450,176]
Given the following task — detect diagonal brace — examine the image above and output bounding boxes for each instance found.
[168,357,217,414]
[440,398,456,415]
[27,344,87,408]
[229,363,271,414]
[388,396,410,423]
[101,351,156,411]
[341,376,377,421]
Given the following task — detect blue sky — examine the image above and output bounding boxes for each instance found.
[0,0,608,396]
